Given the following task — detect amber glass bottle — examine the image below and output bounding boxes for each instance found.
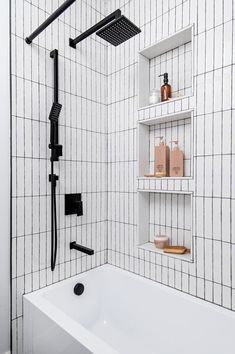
[159,73,171,102]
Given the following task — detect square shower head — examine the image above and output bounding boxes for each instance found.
[96,15,141,46]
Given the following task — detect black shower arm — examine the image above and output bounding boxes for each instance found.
[50,49,59,103]
[69,9,121,48]
[25,0,76,44]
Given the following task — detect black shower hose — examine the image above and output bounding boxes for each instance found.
[51,161,58,271]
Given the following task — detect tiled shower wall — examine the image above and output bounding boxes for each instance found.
[107,0,235,311]
[10,0,235,352]
[11,0,107,352]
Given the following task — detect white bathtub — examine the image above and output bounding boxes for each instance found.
[23,265,235,354]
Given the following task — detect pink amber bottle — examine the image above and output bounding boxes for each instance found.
[154,137,170,177]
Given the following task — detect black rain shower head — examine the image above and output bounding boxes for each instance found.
[96,15,141,46]
[69,10,141,49]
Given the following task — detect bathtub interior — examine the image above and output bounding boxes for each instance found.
[24,265,235,354]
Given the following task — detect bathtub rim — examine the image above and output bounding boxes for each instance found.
[23,264,235,354]
[24,264,235,320]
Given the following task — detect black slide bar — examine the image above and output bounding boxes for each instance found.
[69,9,121,48]
[25,0,76,44]
[50,49,59,104]
[49,49,63,271]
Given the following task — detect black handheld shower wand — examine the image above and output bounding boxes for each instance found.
[49,49,63,271]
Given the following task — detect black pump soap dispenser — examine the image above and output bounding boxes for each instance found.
[159,73,171,102]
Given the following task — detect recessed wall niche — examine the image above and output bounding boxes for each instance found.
[138,25,194,109]
[149,42,192,98]
[137,191,193,262]
[138,110,193,179]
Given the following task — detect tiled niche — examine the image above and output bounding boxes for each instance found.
[149,41,192,99]
[138,110,194,180]
[138,25,194,109]
[137,190,193,262]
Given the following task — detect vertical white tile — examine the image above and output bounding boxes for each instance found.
[223,0,233,22]
[213,156,222,197]
[223,21,233,67]
[205,239,213,281]
[213,241,222,284]
[222,155,231,198]
[213,198,222,241]
[205,29,214,73]
[204,198,212,238]
[215,0,223,26]
[214,283,222,305]
[196,74,205,115]
[197,0,206,33]
[204,114,213,155]
[205,72,213,114]
[16,237,24,277]
[214,69,223,112]
[222,242,231,287]
[222,111,232,154]
[206,0,214,30]
[205,156,213,197]
[196,237,205,278]
[223,66,232,110]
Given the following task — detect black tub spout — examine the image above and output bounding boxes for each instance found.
[70,242,94,256]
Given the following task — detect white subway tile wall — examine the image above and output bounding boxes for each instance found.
[11,0,235,352]
[11,0,108,352]
[106,0,235,319]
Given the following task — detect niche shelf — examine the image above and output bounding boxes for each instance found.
[137,110,194,181]
[137,190,193,262]
[138,25,194,110]
[136,25,195,263]
[138,100,194,123]
[139,242,192,262]
[137,176,194,194]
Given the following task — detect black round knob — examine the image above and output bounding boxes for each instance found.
[74,283,84,296]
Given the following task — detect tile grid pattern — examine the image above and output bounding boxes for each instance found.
[11,0,108,352]
[11,0,235,352]
[107,0,235,312]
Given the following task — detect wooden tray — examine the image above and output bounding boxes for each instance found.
[163,246,187,254]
